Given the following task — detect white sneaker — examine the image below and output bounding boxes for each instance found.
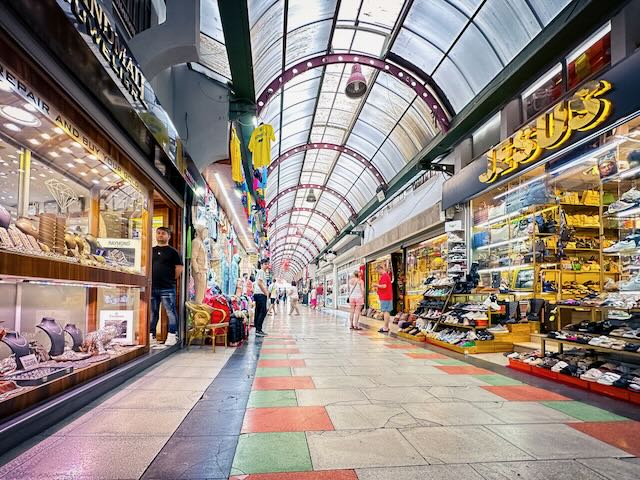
[621,188,640,202]
[150,336,158,346]
[604,239,637,253]
[164,333,179,346]
[448,233,464,243]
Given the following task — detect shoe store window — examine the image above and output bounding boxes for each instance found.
[0,63,151,419]
[366,255,391,311]
[404,234,448,312]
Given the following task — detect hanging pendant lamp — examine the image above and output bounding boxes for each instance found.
[345,64,367,98]
[305,189,317,203]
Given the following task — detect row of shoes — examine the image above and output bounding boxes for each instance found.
[603,233,640,253]
[548,331,640,351]
[448,254,467,262]
[565,318,637,334]
[606,187,640,214]
[506,351,640,391]
[424,288,451,297]
[425,328,495,345]
[424,276,455,287]
[418,309,442,319]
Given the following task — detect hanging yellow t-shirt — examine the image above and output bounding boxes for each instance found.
[230,127,243,183]
[248,123,275,169]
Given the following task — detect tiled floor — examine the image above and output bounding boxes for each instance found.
[2,306,639,479]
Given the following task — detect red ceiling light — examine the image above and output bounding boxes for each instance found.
[345,64,367,98]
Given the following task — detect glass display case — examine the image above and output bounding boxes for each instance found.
[470,115,640,302]
[405,234,448,311]
[366,255,391,310]
[337,261,358,308]
[0,60,151,419]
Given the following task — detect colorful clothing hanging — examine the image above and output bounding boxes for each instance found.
[230,127,243,183]
[248,123,275,169]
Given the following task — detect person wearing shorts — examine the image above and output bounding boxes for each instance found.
[376,264,393,333]
[348,271,365,330]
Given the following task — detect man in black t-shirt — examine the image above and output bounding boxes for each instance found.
[151,227,183,346]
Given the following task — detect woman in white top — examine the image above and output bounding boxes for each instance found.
[348,271,365,330]
[288,281,300,315]
[267,282,279,315]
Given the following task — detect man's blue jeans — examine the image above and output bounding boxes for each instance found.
[151,288,178,336]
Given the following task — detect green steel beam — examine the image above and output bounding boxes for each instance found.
[219,0,257,200]
[313,0,630,261]
[218,0,255,103]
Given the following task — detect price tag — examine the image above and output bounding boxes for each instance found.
[445,220,462,232]
[19,354,39,370]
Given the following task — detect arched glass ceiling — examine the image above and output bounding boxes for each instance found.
[391,0,572,111]
[247,0,571,276]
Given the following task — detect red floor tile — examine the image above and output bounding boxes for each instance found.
[482,385,570,401]
[253,376,315,390]
[260,348,301,354]
[258,359,306,368]
[435,365,494,375]
[384,344,415,349]
[569,421,640,456]
[404,352,447,359]
[242,406,334,433]
[230,470,358,480]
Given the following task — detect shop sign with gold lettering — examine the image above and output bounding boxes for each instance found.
[479,80,612,183]
[60,0,146,108]
[57,0,183,171]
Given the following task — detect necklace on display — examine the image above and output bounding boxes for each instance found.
[4,332,28,347]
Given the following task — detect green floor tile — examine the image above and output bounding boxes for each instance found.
[255,367,292,377]
[542,401,628,422]
[475,374,523,386]
[248,390,298,408]
[433,359,468,366]
[231,432,312,475]
[259,353,289,359]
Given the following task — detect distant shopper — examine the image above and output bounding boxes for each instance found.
[348,271,365,330]
[288,281,300,315]
[376,264,393,333]
[316,283,324,309]
[310,286,318,310]
[268,281,279,315]
[253,260,269,336]
[151,227,183,346]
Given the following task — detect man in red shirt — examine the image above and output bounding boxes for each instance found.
[376,264,393,333]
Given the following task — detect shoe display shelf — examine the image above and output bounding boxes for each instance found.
[404,234,450,312]
[419,293,530,354]
[397,282,454,343]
